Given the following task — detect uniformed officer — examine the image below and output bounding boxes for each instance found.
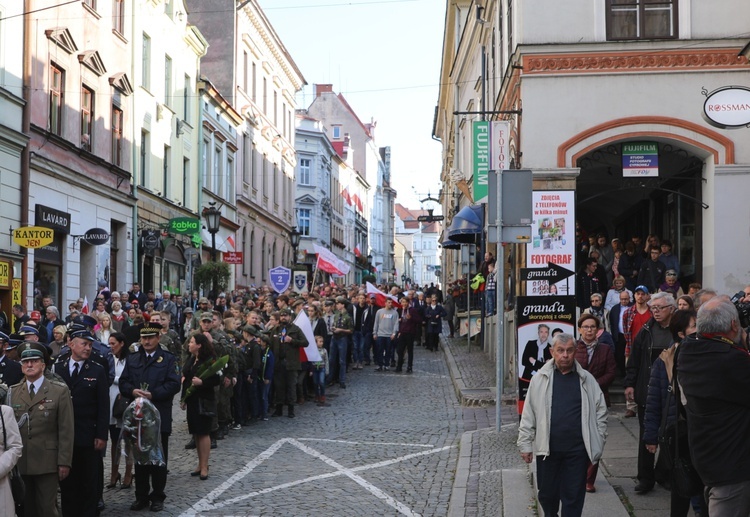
[9,347,74,517]
[53,328,109,517]
[65,315,115,384]
[209,311,236,438]
[0,331,23,387]
[270,308,307,418]
[119,323,180,513]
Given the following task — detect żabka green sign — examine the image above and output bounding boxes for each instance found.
[168,217,200,235]
[473,121,490,204]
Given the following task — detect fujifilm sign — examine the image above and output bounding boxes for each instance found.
[702,86,750,129]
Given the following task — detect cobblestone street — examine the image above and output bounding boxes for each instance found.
[102,348,462,516]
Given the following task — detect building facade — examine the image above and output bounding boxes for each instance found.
[434,0,750,292]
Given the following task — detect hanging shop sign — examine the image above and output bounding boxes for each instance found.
[168,217,201,235]
[0,260,11,288]
[223,252,243,264]
[622,142,659,177]
[13,226,55,248]
[142,229,160,251]
[82,228,110,246]
[702,86,750,129]
[472,121,490,204]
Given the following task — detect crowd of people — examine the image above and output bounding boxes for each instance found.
[0,279,449,515]
[518,227,750,517]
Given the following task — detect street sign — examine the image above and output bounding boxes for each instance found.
[520,262,575,283]
[269,266,291,293]
[223,252,243,264]
[417,215,445,222]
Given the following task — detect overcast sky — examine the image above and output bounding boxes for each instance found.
[259,0,446,212]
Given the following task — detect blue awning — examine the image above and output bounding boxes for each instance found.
[441,239,461,250]
[446,205,484,243]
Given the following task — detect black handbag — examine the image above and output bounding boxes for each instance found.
[198,398,217,417]
[112,394,131,419]
[0,406,24,509]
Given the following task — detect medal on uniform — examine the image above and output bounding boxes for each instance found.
[157,356,163,363]
[38,404,44,410]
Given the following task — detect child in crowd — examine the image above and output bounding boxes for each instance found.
[310,335,329,406]
[257,336,274,420]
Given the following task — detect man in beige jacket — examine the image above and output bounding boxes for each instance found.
[518,333,608,517]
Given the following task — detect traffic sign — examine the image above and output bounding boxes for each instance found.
[520,262,575,282]
[417,215,445,222]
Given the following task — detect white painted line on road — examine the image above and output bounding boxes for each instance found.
[297,437,435,448]
[179,438,455,517]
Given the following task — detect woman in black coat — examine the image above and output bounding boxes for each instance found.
[181,333,220,480]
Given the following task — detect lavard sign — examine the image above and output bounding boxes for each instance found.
[13,226,54,248]
[168,217,201,235]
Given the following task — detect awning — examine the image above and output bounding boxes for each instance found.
[440,239,461,250]
[446,205,484,243]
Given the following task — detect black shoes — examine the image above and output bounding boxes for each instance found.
[288,405,295,418]
[406,367,413,373]
[150,500,164,512]
[185,438,196,450]
[340,382,346,389]
[634,481,654,494]
[130,499,150,511]
[210,438,217,449]
[375,366,383,372]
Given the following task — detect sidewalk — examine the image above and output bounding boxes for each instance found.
[442,333,685,517]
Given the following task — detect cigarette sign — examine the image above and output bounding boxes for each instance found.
[622,142,659,177]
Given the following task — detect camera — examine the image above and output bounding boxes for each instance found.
[730,291,750,329]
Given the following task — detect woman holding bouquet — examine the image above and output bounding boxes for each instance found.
[181,333,220,480]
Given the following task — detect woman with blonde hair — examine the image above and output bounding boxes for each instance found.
[50,324,68,359]
[96,313,113,344]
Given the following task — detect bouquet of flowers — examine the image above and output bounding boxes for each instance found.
[119,397,164,466]
[180,354,229,404]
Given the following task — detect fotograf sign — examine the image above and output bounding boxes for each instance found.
[168,217,201,235]
[622,142,659,177]
[703,86,750,129]
[82,228,110,246]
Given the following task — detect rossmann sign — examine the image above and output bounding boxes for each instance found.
[168,217,200,235]
[703,86,750,129]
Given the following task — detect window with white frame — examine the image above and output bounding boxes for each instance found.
[332,125,341,139]
[299,158,311,185]
[298,209,311,236]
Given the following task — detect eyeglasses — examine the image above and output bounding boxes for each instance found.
[650,305,672,312]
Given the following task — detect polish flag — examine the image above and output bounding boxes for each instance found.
[366,282,398,308]
[81,296,89,315]
[294,310,323,363]
[314,244,351,276]
[226,235,235,250]
[354,245,362,258]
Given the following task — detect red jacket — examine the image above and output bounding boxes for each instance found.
[575,340,616,407]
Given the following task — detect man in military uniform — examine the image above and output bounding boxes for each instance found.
[10,347,74,517]
[270,308,307,418]
[53,328,109,516]
[329,296,354,388]
[59,315,114,384]
[119,323,180,513]
[0,331,22,387]
[209,311,237,439]
[190,297,212,331]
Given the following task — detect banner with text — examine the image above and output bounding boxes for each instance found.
[622,141,659,177]
[526,191,576,296]
[490,120,511,172]
[516,295,576,413]
[472,121,490,204]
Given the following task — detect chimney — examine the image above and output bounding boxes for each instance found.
[314,84,333,97]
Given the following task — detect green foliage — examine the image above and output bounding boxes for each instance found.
[363,274,377,284]
[194,261,231,294]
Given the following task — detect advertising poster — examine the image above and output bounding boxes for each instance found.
[622,142,659,177]
[516,296,576,414]
[526,191,576,296]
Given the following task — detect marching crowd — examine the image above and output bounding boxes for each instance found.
[0,279,449,515]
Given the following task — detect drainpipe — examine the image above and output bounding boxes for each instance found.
[130,18,140,286]
[20,1,32,305]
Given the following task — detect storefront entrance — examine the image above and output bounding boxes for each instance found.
[575,139,706,285]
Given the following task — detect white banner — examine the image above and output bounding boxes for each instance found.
[526,191,576,296]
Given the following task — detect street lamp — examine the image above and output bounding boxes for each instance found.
[391,267,396,283]
[203,203,221,297]
[367,254,372,273]
[401,273,406,287]
[289,226,301,266]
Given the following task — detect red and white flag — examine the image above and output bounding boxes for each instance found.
[366,282,399,308]
[354,245,362,258]
[81,296,89,315]
[314,244,351,276]
[294,310,323,363]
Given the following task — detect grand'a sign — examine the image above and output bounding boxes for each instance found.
[703,86,750,129]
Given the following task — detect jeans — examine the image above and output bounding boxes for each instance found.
[485,289,496,315]
[257,381,270,418]
[536,447,588,517]
[375,336,392,367]
[312,368,326,397]
[352,331,365,363]
[328,336,348,384]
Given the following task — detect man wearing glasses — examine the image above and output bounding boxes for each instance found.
[624,291,676,494]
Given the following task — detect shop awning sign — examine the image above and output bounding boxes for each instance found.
[622,142,659,177]
[82,228,110,246]
[168,217,201,235]
[13,226,54,248]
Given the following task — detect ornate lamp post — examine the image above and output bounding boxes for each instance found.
[289,226,301,266]
[203,203,221,297]
[401,273,406,287]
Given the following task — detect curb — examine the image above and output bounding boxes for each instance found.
[440,336,497,406]
[448,430,475,517]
